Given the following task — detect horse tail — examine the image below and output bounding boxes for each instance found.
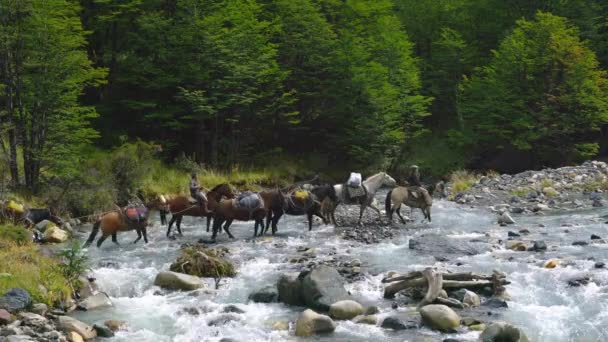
[84,220,101,248]
[385,189,393,215]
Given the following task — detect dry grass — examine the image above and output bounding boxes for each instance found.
[450,170,480,193]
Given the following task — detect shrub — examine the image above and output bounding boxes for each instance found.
[57,241,89,295]
[0,224,31,245]
[450,170,479,193]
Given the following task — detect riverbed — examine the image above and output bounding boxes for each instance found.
[72,195,608,341]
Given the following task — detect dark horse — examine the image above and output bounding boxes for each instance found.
[264,188,328,234]
[84,205,151,248]
[162,183,235,236]
[1,202,63,227]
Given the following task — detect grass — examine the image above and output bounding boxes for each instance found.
[0,224,31,245]
[450,170,480,193]
[0,238,71,307]
[509,187,532,197]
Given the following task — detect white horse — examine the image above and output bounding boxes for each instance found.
[329,172,397,226]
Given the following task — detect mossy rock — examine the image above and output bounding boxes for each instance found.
[169,245,236,278]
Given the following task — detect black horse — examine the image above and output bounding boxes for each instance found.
[24,208,64,227]
[264,189,327,234]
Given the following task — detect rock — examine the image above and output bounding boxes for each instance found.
[93,324,115,337]
[591,234,602,240]
[294,309,336,337]
[77,276,97,300]
[533,203,549,212]
[34,220,56,233]
[479,321,529,342]
[572,241,588,246]
[451,289,467,302]
[544,259,559,268]
[169,245,235,278]
[419,304,460,332]
[68,331,84,342]
[248,286,278,303]
[470,323,486,331]
[542,187,558,197]
[353,315,377,325]
[364,306,379,315]
[222,305,245,314]
[17,312,46,325]
[519,229,530,234]
[462,290,481,307]
[277,273,304,306]
[593,199,604,207]
[271,320,289,331]
[103,320,127,332]
[208,313,241,326]
[567,276,590,287]
[6,336,35,342]
[31,303,47,316]
[507,231,520,237]
[510,207,525,214]
[329,300,363,320]
[350,259,361,267]
[381,316,417,330]
[0,288,32,313]
[77,293,112,311]
[153,271,204,291]
[482,297,508,308]
[438,290,448,299]
[301,266,350,311]
[409,234,489,257]
[531,241,547,252]
[506,241,527,251]
[0,309,11,324]
[595,261,605,269]
[58,316,97,340]
[498,212,515,225]
[43,226,69,243]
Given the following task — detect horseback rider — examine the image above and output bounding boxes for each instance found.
[189,172,210,212]
[406,165,422,198]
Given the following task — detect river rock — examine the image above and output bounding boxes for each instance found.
[329,300,363,320]
[0,288,32,313]
[77,276,97,300]
[498,212,515,225]
[34,220,56,233]
[42,226,69,243]
[364,306,379,315]
[531,241,547,252]
[277,272,304,306]
[208,313,242,326]
[595,261,605,269]
[479,321,529,342]
[17,312,46,326]
[103,320,127,332]
[301,266,350,311]
[544,259,559,268]
[463,290,481,307]
[58,316,97,340]
[353,315,377,325]
[0,309,11,324]
[542,187,558,197]
[506,241,527,251]
[169,245,235,278]
[154,271,204,291]
[381,316,418,330]
[93,324,114,337]
[572,241,588,246]
[419,304,460,332]
[248,286,278,303]
[31,303,47,316]
[68,331,84,342]
[482,297,508,308]
[271,320,289,331]
[77,293,112,311]
[409,234,489,257]
[591,234,602,240]
[294,309,336,337]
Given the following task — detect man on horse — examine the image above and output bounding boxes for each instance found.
[406,165,422,199]
[190,172,210,212]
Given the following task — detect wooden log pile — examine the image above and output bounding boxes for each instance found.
[382,268,509,307]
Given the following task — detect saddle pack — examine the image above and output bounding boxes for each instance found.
[235,192,264,211]
[124,206,148,228]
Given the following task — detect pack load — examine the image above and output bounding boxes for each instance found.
[6,200,25,214]
[346,172,366,198]
[347,172,362,187]
[235,192,264,211]
[124,205,148,228]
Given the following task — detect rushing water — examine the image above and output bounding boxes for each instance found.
[71,195,608,342]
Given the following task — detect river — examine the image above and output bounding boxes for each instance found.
[71,194,608,341]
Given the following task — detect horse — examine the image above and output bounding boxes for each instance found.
[311,184,338,225]
[385,186,432,224]
[263,188,328,234]
[83,204,151,248]
[161,183,235,236]
[24,208,64,227]
[330,172,397,226]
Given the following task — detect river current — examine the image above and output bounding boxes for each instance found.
[71,195,608,341]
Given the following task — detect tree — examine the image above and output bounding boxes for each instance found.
[460,12,608,167]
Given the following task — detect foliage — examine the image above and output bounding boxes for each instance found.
[450,170,480,193]
[0,238,71,306]
[169,245,236,278]
[56,240,89,294]
[0,224,30,245]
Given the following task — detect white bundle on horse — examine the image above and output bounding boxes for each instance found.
[347,172,362,187]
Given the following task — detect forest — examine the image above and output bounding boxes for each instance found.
[2,0,608,192]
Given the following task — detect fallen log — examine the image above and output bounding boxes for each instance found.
[384,278,509,299]
[418,268,442,308]
[382,271,495,283]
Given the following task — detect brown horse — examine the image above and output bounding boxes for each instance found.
[385,186,432,224]
[162,183,235,236]
[83,205,151,248]
[264,189,327,234]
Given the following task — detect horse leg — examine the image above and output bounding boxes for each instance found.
[167,215,177,237]
[211,217,222,241]
[264,211,272,235]
[84,221,101,248]
[133,229,142,244]
[331,204,338,226]
[425,207,431,222]
[111,232,119,245]
[307,211,313,231]
[96,233,110,247]
[142,227,149,243]
[223,219,235,239]
[369,202,382,222]
[223,219,232,232]
[176,216,183,236]
[396,206,407,224]
[254,219,259,238]
[206,215,211,232]
[272,211,282,235]
[357,204,365,226]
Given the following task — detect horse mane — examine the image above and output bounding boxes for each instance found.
[363,172,385,183]
[209,183,229,193]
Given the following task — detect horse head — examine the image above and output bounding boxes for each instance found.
[382,172,397,187]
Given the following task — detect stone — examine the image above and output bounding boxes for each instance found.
[300,266,350,311]
[153,271,204,291]
[470,323,486,331]
[572,241,588,246]
[58,316,97,340]
[77,293,112,311]
[506,241,527,251]
[531,241,547,252]
[542,187,558,197]
[438,290,448,299]
[35,220,56,233]
[329,300,363,320]
[0,289,32,313]
[544,259,559,268]
[294,309,336,337]
[0,309,11,324]
[591,234,602,240]
[533,203,549,212]
[352,315,377,325]
[482,297,508,308]
[419,304,460,332]
[68,331,84,342]
[103,320,127,332]
[479,321,529,342]
[462,290,481,307]
[277,273,304,306]
[31,303,47,316]
[169,245,235,278]
[43,226,69,243]
[271,320,289,331]
[595,261,605,269]
[208,314,242,326]
[222,305,245,314]
[498,212,515,225]
[6,336,35,342]
[364,306,379,315]
[77,276,97,300]
[409,234,490,257]
[507,231,520,237]
[593,200,604,207]
[381,316,417,330]
[567,276,590,287]
[93,324,114,337]
[16,312,46,325]
[248,286,278,303]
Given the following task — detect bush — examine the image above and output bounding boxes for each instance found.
[0,224,31,245]
[57,241,89,295]
[450,170,479,193]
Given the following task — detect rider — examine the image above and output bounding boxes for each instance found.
[406,165,422,198]
[189,172,210,212]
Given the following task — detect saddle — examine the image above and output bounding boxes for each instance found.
[234,192,264,211]
[287,189,315,212]
[345,183,367,201]
[123,206,148,228]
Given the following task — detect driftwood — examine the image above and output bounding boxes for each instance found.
[383,269,510,300]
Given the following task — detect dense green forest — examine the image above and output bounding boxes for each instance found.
[2,0,608,191]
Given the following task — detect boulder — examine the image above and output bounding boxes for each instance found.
[409,234,490,258]
[271,320,289,331]
[506,241,528,251]
[31,303,48,316]
[301,266,350,311]
[0,308,11,324]
[353,315,377,325]
[572,241,588,246]
[169,245,235,278]
[329,300,363,320]
[103,320,127,332]
[295,309,336,337]
[482,297,508,308]
[364,306,379,315]
[43,226,69,243]
[531,241,547,252]
[93,324,115,337]
[479,321,529,342]
[462,290,481,307]
[77,293,112,311]
[77,276,97,300]
[58,316,97,340]
[277,273,304,306]
[68,331,84,342]
[153,271,204,291]
[35,220,56,233]
[207,313,242,326]
[544,259,559,268]
[419,304,460,332]
[17,312,46,325]
[248,286,278,303]
[542,187,558,197]
[498,212,515,225]
[0,288,32,312]
[381,316,418,330]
